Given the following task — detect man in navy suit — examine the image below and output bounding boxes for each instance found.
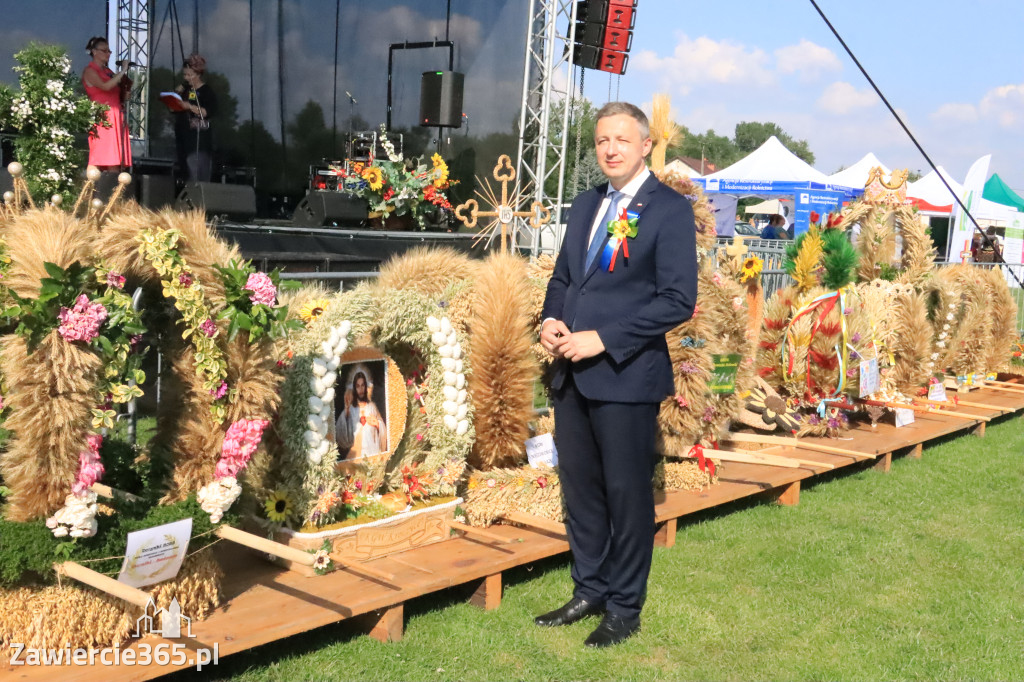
[536,102,697,647]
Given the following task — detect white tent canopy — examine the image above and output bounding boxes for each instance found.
[908,167,1014,220]
[907,167,963,209]
[705,135,830,183]
[828,153,891,189]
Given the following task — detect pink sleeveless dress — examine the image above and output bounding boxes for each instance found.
[82,62,132,167]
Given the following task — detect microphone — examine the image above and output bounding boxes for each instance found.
[345,90,357,104]
[115,60,138,68]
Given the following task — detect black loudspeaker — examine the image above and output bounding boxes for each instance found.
[95,171,136,203]
[176,182,256,222]
[292,190,368,227]
[0,168,11,196]
[419,71,464,128]
[136,173,176,210]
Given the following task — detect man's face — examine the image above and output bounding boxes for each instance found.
[594,114,652,190]
[355,376,366,399]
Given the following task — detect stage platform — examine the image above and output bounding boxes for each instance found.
[213,222,488,275]
[8,383,1024,681]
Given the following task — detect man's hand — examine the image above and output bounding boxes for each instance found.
[540,319,570,358]
[556,330,605,362]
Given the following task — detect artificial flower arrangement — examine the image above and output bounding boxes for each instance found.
[215,260,302,342]
[337,126,455,229]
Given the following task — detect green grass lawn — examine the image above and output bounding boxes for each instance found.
[184,416,1024,682]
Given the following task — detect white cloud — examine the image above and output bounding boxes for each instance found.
[774,40,842,82]
[816,81,877,115]
[979,83,1024,128]
[633,34,774,96]
[930,102,979,126]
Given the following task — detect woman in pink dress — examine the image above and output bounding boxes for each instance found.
[81,36,132,170]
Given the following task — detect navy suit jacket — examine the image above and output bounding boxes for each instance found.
[541,173,698,403]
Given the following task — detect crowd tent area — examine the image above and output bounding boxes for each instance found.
[695,136,861,237]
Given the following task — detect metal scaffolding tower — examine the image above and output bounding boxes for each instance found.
[108,0,151,156]
[515,0,577,257]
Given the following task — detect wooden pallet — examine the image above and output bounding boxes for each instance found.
[12,387,1024,681]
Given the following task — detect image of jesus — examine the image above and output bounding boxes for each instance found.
[335,370,388,460]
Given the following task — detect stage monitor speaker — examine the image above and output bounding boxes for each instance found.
[292,190,368,227]
[176,182,256,222]
[137,173,176,211]
[94,170,136,203]
[419,71,464,128]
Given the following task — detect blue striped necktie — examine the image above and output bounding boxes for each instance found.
[585,191,620,271]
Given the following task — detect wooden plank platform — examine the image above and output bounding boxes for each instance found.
[9,387,1024,681]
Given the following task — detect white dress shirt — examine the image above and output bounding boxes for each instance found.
[585,167,651,250]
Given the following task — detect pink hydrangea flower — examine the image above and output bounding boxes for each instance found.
[214,418,269,479]
[200,318,217,337]
[106,271,125,289]
[178,272,193,287]
[72,433,104,495]
[57,295,108,342]
[210,380,228,400]
[244,272,277,306]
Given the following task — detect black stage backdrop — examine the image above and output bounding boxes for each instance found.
[0,0,528,215]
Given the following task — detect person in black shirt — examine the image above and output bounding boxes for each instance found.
[174,53,217,182]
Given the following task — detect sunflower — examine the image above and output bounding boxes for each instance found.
[361,166,384,191]
[431,152,449,188]
[298,298,330,325]
[739,255,764,282]
[265,490,293,522]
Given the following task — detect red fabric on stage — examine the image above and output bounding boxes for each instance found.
[83,62,132,167]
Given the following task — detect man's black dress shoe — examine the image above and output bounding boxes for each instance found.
[584,612,640,648]
[534,597,605,627]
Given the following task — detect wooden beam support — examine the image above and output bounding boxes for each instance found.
[738,446,835,470]
[723,432,874,459]
[874,452,892,472]
[469,573,502,611]
[366,604,404,643]
[654,518,677,548]
[54,561,151,610]
[685,447,801,469]
[774,481,800,506]
[215,525,315,566]
[501,511,567,536]
[907,443,923,459]
[972,421,986,438]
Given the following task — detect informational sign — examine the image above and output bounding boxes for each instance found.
[526,433,558,468]
[709,354,741,394]
[118,518,193,589]
[1004,212,1024,265]
[927,382,948,403]
[858,358,880,398]
[894,407,915,428]
[793,189,845,236]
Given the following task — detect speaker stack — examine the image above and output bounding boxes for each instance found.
[572,0,637,75]
[176,182,257,222]
[419,71,465,128]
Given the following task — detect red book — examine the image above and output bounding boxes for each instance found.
[159,92,188,112]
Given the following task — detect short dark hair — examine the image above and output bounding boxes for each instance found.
[596,102,650,139]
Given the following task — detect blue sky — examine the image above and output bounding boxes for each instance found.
[612,0,1024,191]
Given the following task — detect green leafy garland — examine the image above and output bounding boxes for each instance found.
[4,261,147,429]
[138,228,231,422]
[215,259,302,342]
